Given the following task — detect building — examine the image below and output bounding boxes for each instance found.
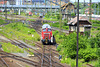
[61,2,76,19]
[67,16,92,35]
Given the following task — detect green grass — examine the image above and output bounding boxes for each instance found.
[0,19,7,25]
[0,22,40,46]
[0,42,24,53]
[61,58,87,67]
[21,12,39,18]
[27,19,35,21]
[44,17,58,21]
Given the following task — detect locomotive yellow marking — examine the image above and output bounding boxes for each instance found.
[45,37,48,44]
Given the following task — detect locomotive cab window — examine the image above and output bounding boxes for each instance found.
[48,29,51,31]
[43,29,46,32]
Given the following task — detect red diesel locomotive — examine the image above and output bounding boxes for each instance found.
[41,24,55,45]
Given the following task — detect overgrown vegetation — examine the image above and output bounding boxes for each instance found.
[0,22,40,46]
[56,32,100,67]
[44,12,59,21]
[0,42,24,53]
[0,19,7,25]
[91,20,100,27]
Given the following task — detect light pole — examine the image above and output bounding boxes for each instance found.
[76,0,79,67]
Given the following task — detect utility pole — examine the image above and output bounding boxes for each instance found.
[76,0,79,67]
[4,0,7,20]
[89,0,91,22]
[59,0,62,35]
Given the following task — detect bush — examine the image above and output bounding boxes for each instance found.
[84,31,90,38]
[97,27,100,30]
[57,33,87,59]
[57,32,99,63]
[79,46,98,62]
[91,20,100,24]
[71,13,76,16]
[53,30,59,35]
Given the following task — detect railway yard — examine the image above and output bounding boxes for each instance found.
[0,15,70,67]
[0,5,100,67]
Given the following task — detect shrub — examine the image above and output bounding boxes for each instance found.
[71,13,76,16]
[79,48,98,62]
[57,33,88,59]
[71,61,76,67]
[91,20,100,24]
[53,30,59,35]
[97,27,100,30]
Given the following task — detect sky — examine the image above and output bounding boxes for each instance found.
[70,0,100,2]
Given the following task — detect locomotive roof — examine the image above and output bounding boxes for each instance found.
[42,24,51,29]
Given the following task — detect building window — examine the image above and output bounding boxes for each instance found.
[80,27,84,32]
[71,26,74,31]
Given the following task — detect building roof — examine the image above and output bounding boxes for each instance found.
[61,2,75,10]
[67,16,92,25]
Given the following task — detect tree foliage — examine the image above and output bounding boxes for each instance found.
[57,32,100,62]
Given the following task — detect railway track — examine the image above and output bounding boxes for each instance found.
[0,56,9,67]
[0,19,68,67]
[0,34,66,67]
[29,20,66,67]
[0,50,42,67]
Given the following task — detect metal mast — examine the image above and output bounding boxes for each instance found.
[89,0,91,22]
[4,0,7,20]
[76,0,79,67]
